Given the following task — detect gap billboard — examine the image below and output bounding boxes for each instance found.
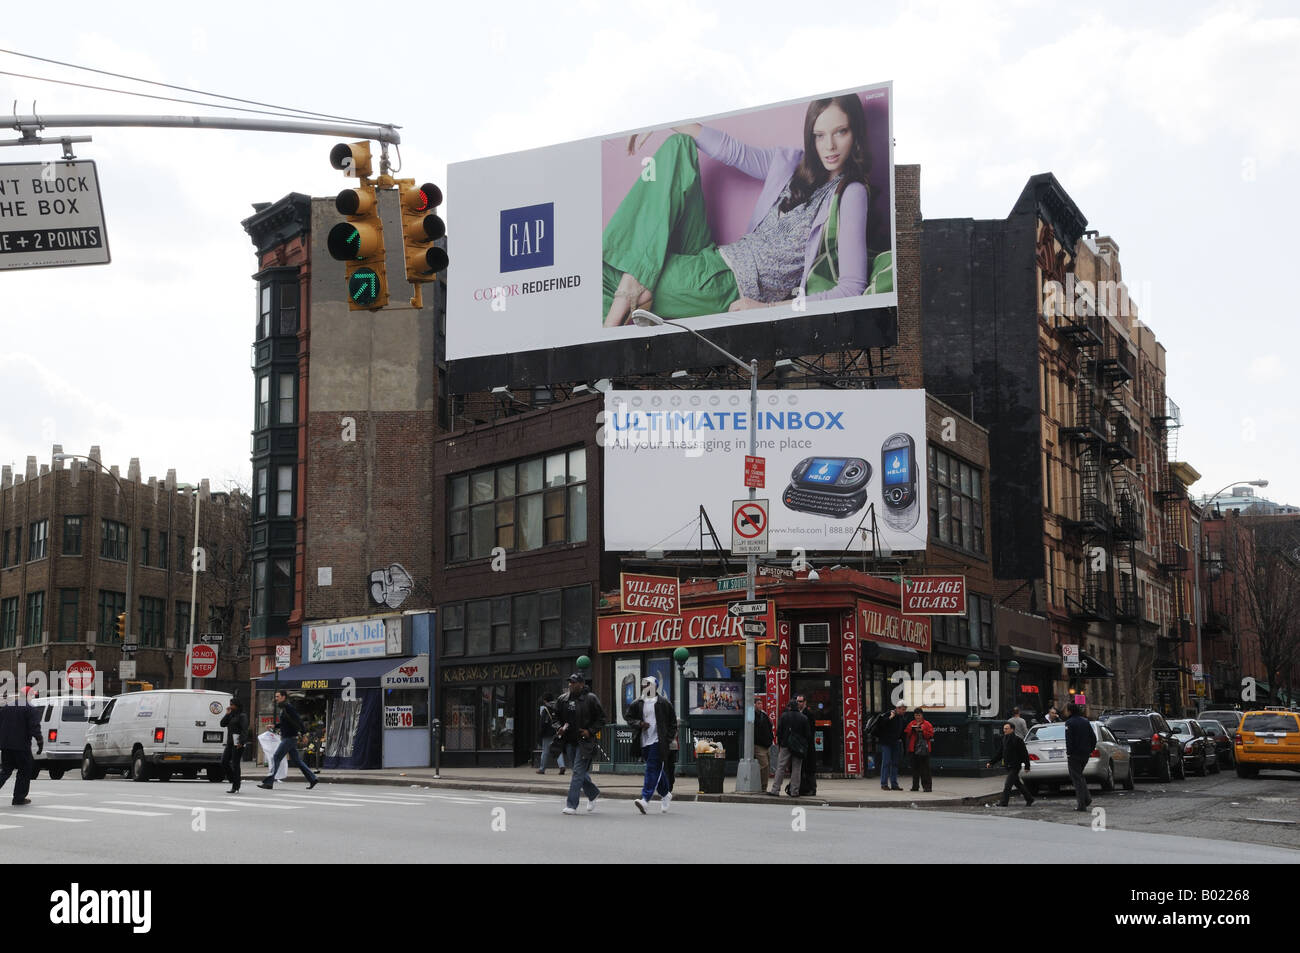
[447,82,896,384]
[602,389,927,554]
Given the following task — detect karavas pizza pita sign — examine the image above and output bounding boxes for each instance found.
[620,573,681,617]
[902,575,966,615]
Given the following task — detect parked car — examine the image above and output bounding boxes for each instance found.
[1201,719,1235,768]
[1098,710,1185,781]
[1198,710,1244,734]
[1234,709,1300,778]
[82,688,232,782]
[30,694,111,779]
[1168,719,1220,776]
[1023,720,1134,795]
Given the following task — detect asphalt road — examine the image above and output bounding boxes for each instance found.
[2,775,1296,863]
[918,765,1300,849]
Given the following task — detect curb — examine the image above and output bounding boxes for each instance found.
[298,773,1004,808]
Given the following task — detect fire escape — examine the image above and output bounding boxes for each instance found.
[1099,336,1141,626]
[1058,302,1113,622]
[1152,391,1191,702]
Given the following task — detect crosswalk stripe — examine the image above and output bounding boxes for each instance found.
[45,806,170,817]
[125,796,301,811]
[104,801,238,813]
[261,795,392,807]
[25,790,88,798]
[0,812,90,823]
[273,793,420,805]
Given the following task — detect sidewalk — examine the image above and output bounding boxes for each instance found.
[285,765,1004,808]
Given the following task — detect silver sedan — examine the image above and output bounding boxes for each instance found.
[1023,721,1135,794]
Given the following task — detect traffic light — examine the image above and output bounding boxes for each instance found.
[724,641,776,669]
[327,183,389,310]
[115,612,126,641]
[329,140,372,178]
[398,180,449,284]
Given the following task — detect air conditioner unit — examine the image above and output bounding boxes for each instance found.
[799,623,831,645]
[798,647,829,671]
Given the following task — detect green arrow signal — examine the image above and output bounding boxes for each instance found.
[350,269,379,304]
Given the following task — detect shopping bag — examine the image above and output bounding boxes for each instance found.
[258,730,289,780]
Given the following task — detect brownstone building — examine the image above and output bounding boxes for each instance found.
[0,447,249,696]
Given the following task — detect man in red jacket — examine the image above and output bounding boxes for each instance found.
[904,707,935,793]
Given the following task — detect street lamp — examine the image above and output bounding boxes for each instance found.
[54,453,135,664]
[1191,478,1267,711]
[631,309,762,794]
[176,484,203,689]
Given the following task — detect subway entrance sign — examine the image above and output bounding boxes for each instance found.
[0,160,110,269]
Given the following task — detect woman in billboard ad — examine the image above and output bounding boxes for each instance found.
[601,90,888,327]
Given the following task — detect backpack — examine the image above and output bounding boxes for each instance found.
[913,727,931,757]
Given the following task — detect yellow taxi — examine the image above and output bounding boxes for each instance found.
[1234,708,1300,777]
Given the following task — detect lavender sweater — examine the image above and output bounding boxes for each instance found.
[694,125,869,301]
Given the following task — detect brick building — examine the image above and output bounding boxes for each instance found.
[0,447,249,695]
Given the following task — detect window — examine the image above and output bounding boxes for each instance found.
[252,560,266,618]
[1,529,8,567]
[272,558,293,614]
[278,372,295,424]
[928,447,984,556]
[279,282,299,335]
[448,447,588,561]
[141,527,151,565]
[175,601,190,647]
[177,535,185,572]
[276,466,293,517]
[100,520,128,561]
[24,591,45,645]
[0,597,17,648]
[256,467,268,518]
[58,589,79,642]
[440,584,592,657]
[158,531,168,570]
[258,374,270,428]
[28,519,48,560]
[13,527,20,564]
[97,591,125,644]
[138,596,164,648]
[259,284,272,339]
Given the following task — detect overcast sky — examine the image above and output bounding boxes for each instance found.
[1,0,1295,508]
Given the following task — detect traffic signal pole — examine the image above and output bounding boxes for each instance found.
[7,113,401,151]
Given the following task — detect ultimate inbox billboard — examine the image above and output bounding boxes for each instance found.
[603,388,927,554]
[446,82,896,383]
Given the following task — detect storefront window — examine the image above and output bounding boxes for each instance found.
[383,689,428,727]
[481,684,515,750]
[702,651,730,678]
[444,688,477,750]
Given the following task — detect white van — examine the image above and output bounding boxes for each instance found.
[31,694,111,779]
[82,689,233,782]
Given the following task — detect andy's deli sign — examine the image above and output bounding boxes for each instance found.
[619,572,681,617]
[901,575,967,615]
[600,603,775,653]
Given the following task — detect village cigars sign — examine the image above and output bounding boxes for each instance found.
[856,600,931,653]
[599,603,776,653]
[619,572,681,617]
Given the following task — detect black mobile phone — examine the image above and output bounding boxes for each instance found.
[880,433,919,531]
[782,457,871,519]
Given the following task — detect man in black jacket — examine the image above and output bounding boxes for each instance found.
[0,688,42,806]
[556,673,606,815]
[1064,702,1097,812]
[875,703,908,791]
[753,699,774,790]
[220,697,249,794]
[627,676,677,814]
[258,690,318,791]
[986,721,1035,807]
[767,700,810,798]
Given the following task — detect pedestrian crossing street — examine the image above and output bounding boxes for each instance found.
[0,785,552,831]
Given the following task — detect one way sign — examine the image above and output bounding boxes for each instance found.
[728,601,769,617]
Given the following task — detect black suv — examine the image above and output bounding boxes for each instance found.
[1098,710,1185,781]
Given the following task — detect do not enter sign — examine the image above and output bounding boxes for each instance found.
[65,660,96,691]
[731,499,770,555]
[189,644,217,679]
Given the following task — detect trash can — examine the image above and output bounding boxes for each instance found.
[697,754,725,794]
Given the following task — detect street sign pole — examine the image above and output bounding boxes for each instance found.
[737,359,760,794]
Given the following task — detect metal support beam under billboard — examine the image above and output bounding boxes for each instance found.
[631,309,762,793]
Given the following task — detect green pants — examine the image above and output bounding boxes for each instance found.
[602,134,740,322]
